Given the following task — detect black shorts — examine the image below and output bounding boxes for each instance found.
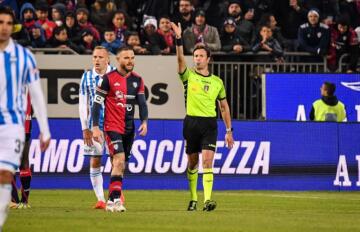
[104,131,134,161]
[183,116,217,154]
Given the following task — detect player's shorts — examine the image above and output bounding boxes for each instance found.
[104,131,134,161]
[183,115,218,154]
[83,139,108,156]
[0,124,25,173]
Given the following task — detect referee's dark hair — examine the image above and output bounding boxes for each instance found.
[193,43,211,58]
[0,6,15,24]
[324,81,336,96]
[116,45,134,55]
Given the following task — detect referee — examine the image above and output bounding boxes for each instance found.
[171,22,234,211]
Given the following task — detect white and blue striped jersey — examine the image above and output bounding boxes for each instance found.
[0,39,39,126]
[79,65,115,130]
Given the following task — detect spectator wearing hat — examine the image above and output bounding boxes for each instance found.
[126,31,149,54]
[78,29,98,54]
[183,9,221,54]
[20,2,45,37]
[220,17,250,54]
[48,25,80,53]
[29,23,47,48]
[140,16,168,55]
[226,0,255,45]
[172,0,195,33]
[157,16,175,54]
[75,7,100,41]
[327,15,359,72]
[298,8,330,56]
[36,2,57,39]
[101,28,123,54]
[51,3,66,26]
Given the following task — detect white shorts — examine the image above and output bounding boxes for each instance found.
[83,139,108,156]
[0,124,25,173]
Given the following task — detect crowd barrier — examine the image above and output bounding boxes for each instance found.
[25,119,360,191]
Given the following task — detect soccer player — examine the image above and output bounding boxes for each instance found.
[9,93,33,209]
[0,6,50,230]
[92,46,148,212]
[79,46,116,209]
[171,22,234,211]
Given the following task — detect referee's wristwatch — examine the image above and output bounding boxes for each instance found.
[226,127,233,133]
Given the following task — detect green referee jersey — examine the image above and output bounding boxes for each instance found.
[179,68,226,117]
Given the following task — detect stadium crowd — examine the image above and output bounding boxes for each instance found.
[2,0,360,71]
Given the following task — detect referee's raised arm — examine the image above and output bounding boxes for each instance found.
[171,22,186,74]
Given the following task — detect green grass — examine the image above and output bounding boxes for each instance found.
[5,190,360,232]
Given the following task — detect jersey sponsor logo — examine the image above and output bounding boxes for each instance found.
[133,82,138,88]
[114,82,120,87]
[10,55,17,63]
[116,102,133,111]
[115,90,124,99]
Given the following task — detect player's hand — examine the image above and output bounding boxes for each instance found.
[171,22,182,38]
[225,132,234,149]
[92,126,103,144]
[39,133,51,152]
[83,129,93,146]
[138,121,147,136]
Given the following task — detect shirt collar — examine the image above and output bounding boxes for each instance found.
[92,65,112,77]
[3,38,15,54]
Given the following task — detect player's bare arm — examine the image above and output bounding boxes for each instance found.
[171,22,187,74]
[219,99,234,149]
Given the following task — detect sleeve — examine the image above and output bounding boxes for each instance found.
[137,78,148,122]
[25,50,40,84]
[78,72,89,130]
[318,28,330,55]
[28,79,51,140]
[217,81,226,100]
[206,28,221,51]
[91,75,110,127]
[179,67,190,82]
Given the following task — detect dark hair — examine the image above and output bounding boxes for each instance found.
[257,13,274,28]
[0,6,15,23]
[53,25,67,35]
[103,27,115,33]
[193,43,211,58]
[116,45,134,54]
[337,14,350,27]
[324,82,336,96]
[108,9,128,28]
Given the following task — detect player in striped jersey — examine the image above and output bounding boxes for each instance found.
[0,7,50,230]
[79,46,116,209]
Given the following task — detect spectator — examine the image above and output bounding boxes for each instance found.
[91,0,117,31]
[20,3,42,33]
[327,15,359,72]
[183,9,221,53]
[226,0,255,44]
[242,0,274,24]
[35,2,57,40]
[11,20,31,47]
[305,0,340,22]
[65,11,78,41]
[75,7,101,41]
[298,8,330,56]
[157,16,175,54]
[51,3,66,26]
[273,0,308,50]
[126,31,149,54]
[29,24,47,48]
[257,13,287,50]
[172,0,195,33]
[310,82,346,122]
[252,25,284,62]
[79,29,98,54]
[109,10,129,43]
[101,28,122,54]
[49,26,80,53]
[220,17,250,54]
[140,16,168,55]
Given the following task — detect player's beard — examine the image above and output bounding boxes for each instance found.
[121,63,134,73]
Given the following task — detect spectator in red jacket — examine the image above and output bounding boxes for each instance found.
[327,15,359,72]
[157,16,175,54]
[35,2,57,39]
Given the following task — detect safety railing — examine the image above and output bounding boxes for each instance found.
[30,47,78,55]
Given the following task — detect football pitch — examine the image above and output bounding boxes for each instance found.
[6,190,360,232]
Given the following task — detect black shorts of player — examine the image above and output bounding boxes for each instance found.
[183,115,217,154]
[104,131,135,161]
[25,133,31,142]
